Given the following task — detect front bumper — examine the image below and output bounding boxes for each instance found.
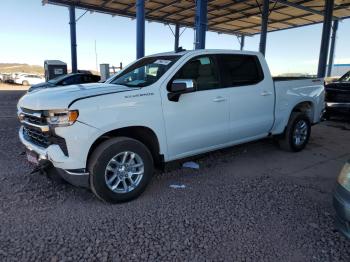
[333,183,350,239]
[326,102,350,115]
[19,126,90,188]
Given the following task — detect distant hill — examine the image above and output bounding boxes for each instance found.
[0,63,44,75]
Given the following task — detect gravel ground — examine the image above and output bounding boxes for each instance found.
[1,91,350,261]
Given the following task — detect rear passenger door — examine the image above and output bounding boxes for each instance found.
[217,54,274,141]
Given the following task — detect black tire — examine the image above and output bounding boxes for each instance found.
[88,137,154,203]
[22,80,29,86]
[278,112,311,152]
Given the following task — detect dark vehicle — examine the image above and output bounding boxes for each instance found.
[333,160,350,239]
[325,71,350,118]
[28,73,101,92]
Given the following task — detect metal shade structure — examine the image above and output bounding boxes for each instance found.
[44,0,350,35]
[43,0,350,77]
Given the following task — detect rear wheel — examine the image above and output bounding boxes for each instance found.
[88,137,154,203]
[22,80,29,86]
[278,112,311,152]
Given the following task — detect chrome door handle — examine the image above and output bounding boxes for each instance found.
[261,91,273,96]
[213,96,226,102]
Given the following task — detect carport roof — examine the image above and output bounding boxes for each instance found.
[44,0,350,36]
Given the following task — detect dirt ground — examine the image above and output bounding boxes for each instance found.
[0,90,350,261]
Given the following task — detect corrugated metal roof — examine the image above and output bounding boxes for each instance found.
[44,0,350,36]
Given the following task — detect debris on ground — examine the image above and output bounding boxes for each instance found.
[182,161,200,169]
[169,184,186,189]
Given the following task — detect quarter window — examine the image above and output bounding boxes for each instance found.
[217,54,264,87]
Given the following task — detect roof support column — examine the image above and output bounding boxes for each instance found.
[327,20,338,77]
[69,5,78,73]
[259,0,269,56]
[136,0,145,59]
[174,24,180,51]
[240,35,245,50]
[195,0,208,49]
[317,0,334,78]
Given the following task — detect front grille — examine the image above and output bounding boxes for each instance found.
[23,126,50,147]
[21,108,69,156]
[326,91,350,103]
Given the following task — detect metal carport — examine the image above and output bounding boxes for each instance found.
[42,0,350,77]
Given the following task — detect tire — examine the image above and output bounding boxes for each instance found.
[278,112,311,152]
[22,80,29,86]
[88,137,154,203]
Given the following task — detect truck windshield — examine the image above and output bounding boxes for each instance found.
[109,56,180,87]
[338,71,350,82]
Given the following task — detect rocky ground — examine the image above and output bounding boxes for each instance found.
[0,91,350,261]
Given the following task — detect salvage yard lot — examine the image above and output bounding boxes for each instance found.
[0,91,350,261]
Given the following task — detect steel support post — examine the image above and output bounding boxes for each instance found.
[174,24,180,51]
[195,0,208,49]
[317,0,334,78]
[259,0,269,56]
[240,35,245,50]
[69,5,78,73]
[327,20,338,77]
[136,0,145,59]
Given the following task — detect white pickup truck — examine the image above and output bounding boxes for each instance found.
[17,49,325,203]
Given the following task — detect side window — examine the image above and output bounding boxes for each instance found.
[217,54,264,87]
[174,56,220,91]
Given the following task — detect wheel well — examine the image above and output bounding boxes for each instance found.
[291,101,314,122]
[87,126,163,169]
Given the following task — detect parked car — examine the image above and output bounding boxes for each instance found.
[17,49,325,203]
[333,160,350,239]
[14,73,44,86]
[28,73,101,92]
[324,70,350,118]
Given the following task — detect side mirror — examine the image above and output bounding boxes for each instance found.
[168,79,196,102]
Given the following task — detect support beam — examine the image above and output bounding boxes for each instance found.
[270,0,338,20]
[317,0,334,78]
[174,24,180,51]
[136,0,145,59]
[240,35,245,50]
[259,0,269,56]
[69,5,78,73]
[195,0,208,49]
[327,20,338,77]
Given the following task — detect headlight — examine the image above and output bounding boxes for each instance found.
[46,110,79,127]
[337,162,350,191]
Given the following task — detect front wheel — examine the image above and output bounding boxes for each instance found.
[88,137,154,203]
[22,80,29,86]
[278,112,311,152]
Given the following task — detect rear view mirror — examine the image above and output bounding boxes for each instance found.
[168,79,196,102]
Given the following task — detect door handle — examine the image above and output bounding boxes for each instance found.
[261,91,273,96]
[213,96,226,102]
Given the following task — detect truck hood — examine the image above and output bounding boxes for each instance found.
[18,83,134,110]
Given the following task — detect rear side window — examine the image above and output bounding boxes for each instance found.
[217,54,264,87]
[174,55,220,91]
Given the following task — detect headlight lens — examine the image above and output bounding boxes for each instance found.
[337,162,350,191]
[46,110,79,127]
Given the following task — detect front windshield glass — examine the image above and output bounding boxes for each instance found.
[48,74,70,84]
[110,55,180,87]
[339,71,350,82]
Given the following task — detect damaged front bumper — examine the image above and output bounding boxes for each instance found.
[19,126,89,188]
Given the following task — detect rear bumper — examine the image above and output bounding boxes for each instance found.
[333,183,350,239]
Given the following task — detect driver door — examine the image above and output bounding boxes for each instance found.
[161,55,231,160]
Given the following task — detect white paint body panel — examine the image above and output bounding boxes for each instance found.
[17,49,325,170]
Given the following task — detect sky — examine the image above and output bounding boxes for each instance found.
[1,0,350,76]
